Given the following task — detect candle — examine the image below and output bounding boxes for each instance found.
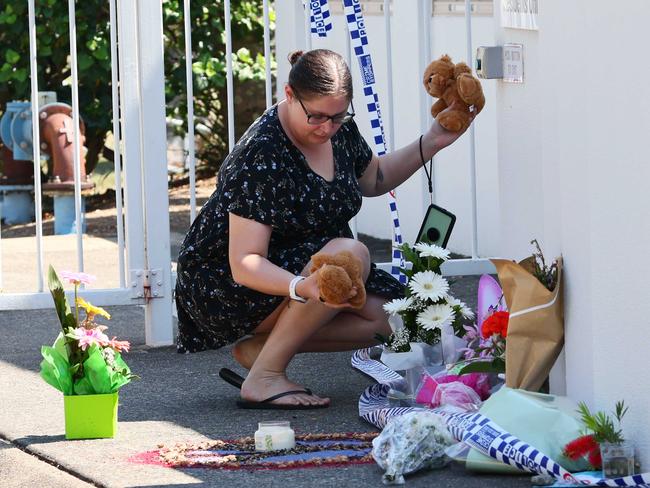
[254,421,295,452]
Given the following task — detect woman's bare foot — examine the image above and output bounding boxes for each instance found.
[232,334,268,369]
[240,370,330,407]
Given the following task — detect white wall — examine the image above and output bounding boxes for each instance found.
[275,0,500,257]
[495,0,650,465]
[277,0,650,464]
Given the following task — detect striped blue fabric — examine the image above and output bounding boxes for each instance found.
[342,0,406,283]
[441,411,650,487]
[351,347,650,486]
[306,0,333,37]
[351,347,423,428]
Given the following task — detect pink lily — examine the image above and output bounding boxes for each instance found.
[462,323,479,341]
[458,347,477,360]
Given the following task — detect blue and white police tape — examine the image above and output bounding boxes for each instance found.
[306,0,332,38]
[342,0,406,283]
[442,411,650,487]
[352,347,424,429]
[351,348,650,487]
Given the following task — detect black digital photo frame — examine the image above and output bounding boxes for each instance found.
[415,203,456,248]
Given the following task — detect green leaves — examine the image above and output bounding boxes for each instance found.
[2,0,271,175]
[77,53,95,71]
[5,49,19,64]
[40,345,73,395]
[80,344,112,394]
[577,401,627,444]
[162,0,272,171]
[110,352,138,391]
[0,4,18,25]
[68,345,137,395]
[47,265,76,334]
[458,357,505,375]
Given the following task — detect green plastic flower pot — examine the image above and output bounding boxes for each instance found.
[63,392,118,439]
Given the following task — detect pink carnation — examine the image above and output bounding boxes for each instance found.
[60,271,96,286]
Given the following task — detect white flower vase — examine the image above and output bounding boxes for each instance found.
[440,324,467,365]
[381,342,444,398]
[380,342,427,372]
[387,314,404,333]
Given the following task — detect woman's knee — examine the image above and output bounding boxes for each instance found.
[320,238,370,277]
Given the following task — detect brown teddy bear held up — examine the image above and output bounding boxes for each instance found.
[309,251,366,309]
[423,54,485,132]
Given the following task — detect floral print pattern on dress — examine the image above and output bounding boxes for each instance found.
[175,105,403,353]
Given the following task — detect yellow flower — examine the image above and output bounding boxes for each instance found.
[76,297,111,320]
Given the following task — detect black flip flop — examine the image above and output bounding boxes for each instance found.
[219,368,245,389]
[236,389,328,410]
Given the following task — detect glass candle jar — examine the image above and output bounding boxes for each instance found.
[601,442,635,478]
[254,421,295,452]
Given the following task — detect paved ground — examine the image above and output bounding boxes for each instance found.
[0,199,534,488]
[0,271,536,488]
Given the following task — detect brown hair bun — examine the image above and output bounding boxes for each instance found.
[287,49,352,101]
[288,50,304,66]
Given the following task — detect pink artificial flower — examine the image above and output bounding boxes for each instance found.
[72,327,109,351]
[108,337,131,353]
[458,347,477,360]
[60,271,96,286]
[462,323,479,341]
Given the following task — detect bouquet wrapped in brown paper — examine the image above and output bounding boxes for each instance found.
[491,242,563,392]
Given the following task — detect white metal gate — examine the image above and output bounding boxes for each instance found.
[0,0,173,347]
[1,0,495,347]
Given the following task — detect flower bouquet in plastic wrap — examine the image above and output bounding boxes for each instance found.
[413,274,506,409]
[377,243,474,395]
[372,411,455,485]
[40,266,137,439]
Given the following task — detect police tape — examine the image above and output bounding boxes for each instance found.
[306,0,333,38]
[351,348,650,487]
[342,0,406,283]
[443,411,650,487]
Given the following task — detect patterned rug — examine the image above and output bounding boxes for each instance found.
[130,432,378,470]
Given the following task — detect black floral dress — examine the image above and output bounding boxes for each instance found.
[175,105,403,353]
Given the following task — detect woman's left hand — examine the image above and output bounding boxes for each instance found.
[296,273,358,309]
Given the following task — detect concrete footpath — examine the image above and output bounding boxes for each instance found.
[0,272,536,488]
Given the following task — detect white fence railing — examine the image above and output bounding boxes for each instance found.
[1,0,497,344]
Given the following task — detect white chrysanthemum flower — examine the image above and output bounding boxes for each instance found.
[416,303,455,331]
[382,297,415,316]
[446,296,476,320]
[408,271,449,302]
[414,242,451,261]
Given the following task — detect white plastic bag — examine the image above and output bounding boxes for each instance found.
[371,411,455,485]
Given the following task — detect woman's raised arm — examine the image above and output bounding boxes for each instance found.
[358,106,475,197]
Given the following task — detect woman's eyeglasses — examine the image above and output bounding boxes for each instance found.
[295,95,355,125]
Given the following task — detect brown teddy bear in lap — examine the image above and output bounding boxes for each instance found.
[309,251,366,309]
[423,54,485,132]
